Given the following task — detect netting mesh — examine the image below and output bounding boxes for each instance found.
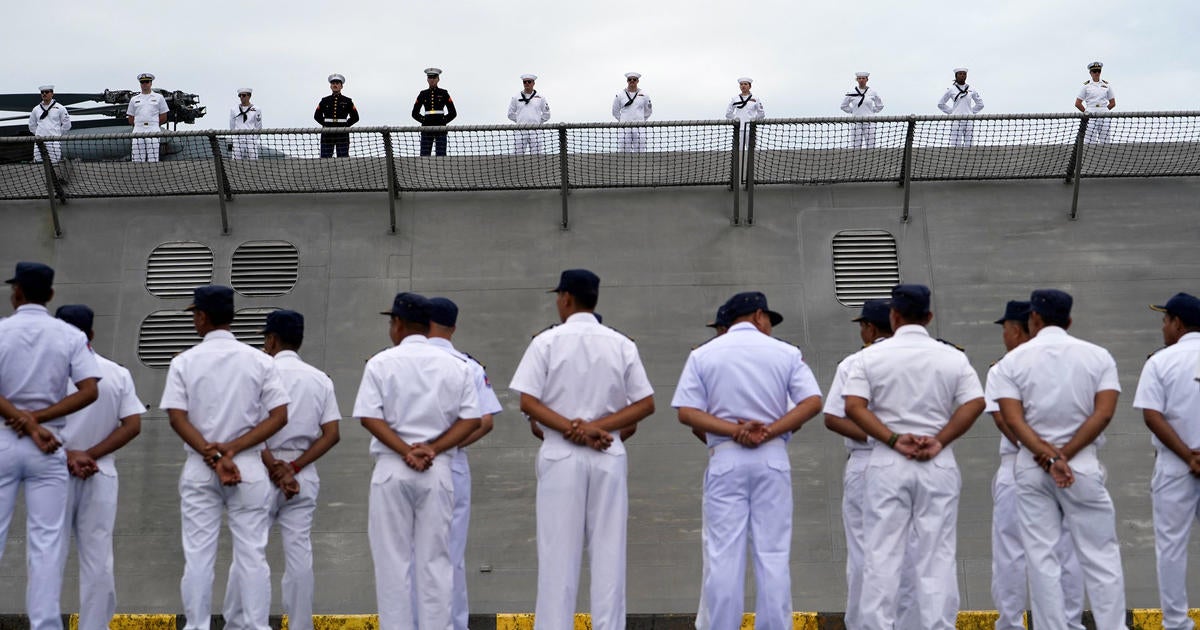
[1,113,1197,201]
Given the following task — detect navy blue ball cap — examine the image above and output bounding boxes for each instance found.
[185,285,234,314]
[381,292,431,325]
[722,291,783,326]
[1151,292,1200,327]
[550,269,600,299]
[852,299,891,328]
[262,309,304,339]
[427,297,459,327]
[55,304,94,333]
[706,304,732,329]
[891,284,931,317]
[1030,289,1073,321]
[994,300,1032,325]
[6,261,54,292]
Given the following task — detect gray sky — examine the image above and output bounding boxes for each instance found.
[5,0,1196,129]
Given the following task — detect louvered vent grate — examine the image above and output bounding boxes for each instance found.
[232,241,299,296]
[832,230,900,307]
[231,308,277,349]
[145,242,215,298]
[137,311,197,368]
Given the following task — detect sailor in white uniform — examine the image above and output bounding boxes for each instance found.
[843,284,985,630]
[160,285,290,630]
[985,301,1085,630]
[126,73,169,162]
[674,291,822,630]
[1075,61,1117,144]
[1134,293,1200,630]
[725,77,765,148]
[508,74,551,154]
[937,68,984,147]
[29,86,71,163]
[229,88,262,160]
[0,262,101,630]
[840,72,884,148]
[355,293,481,630]
[53,305,144,630]
[510,269,655,630]
[612,72,653,152]
[990,289,1129,630]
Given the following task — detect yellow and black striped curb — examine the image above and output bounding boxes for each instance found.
[0,610,1197,630]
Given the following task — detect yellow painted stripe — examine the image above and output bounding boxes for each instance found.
[101,615,177,630]
[496,613,534,630]
[956,610,1001,629]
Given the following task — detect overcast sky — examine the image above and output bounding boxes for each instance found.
[5,0,1197,130]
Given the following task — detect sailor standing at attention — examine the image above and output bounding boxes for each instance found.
[673,291,823,630]
[160,285,291,630]
[229,88,262,160]
[510,269,655,630]
[989,289,1129,630]
[1075,61,1116,144]
[508,74,551,154]
[937,67,984,147]
[0,262,101,630]
[412,68,457,156]
[725,77,765,147]
[126,73,169,162]
[1134,293,1200,630]
[53,305,144,630]
[314,74,359,158]
[840,72,884,148]
[29,85,70,163]
[843,284,984,630]
[612,72,652,152]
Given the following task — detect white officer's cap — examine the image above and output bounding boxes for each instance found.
[38,85,54,92]
[625,72,642,80]
[328,74,345,83]
[1088,61,1103,71]
[855,72,870,78]
[425,68,443,77]
[137,72,155,82]
[953,67,968,73]
[521,74,537,81]
[738,77,753,84]
[237,88,252,95]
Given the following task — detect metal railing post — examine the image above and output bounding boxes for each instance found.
[35,140,63,238]
[1069,117,1089,220]
[901,116,916,223]
[730,120,741,225]
[382,130,399,234]
[206,133,232,234]
[745,121,757,226]
[558,125,570,230]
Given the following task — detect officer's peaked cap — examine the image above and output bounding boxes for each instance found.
[328,74,345,83]
[6,262,54,293]
[722,291,783,326]
[853,299,891,328]
[262,309,304,342]
[550,269,600,300]
[137,73,155,82]
[55,304,94,334]
[1030,289,1073,321]
[382,292,431,325]
[994,300,1032,325]
[185,285,234,316]
[427,297,459,327]
[1151,293,1200,327]
[891,284,931,318]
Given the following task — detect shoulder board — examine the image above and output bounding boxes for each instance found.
[461,350,486,370]
[988,355,1004,368]
[603,324,635,342]
[1147,346,1166,359]
[690,335,721,351]
[937,338,966,353]
[1102,80,1109,85]
[531,323,558,339]
[1083,81,1091,85]
[769,336,803,351]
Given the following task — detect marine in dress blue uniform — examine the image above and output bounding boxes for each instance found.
[411,68,457,157]
[314,74,359,158]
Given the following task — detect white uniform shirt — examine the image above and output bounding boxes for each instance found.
[823,348,873,451]
[937,83,985,115]
[507,91,551,125]
[428,337,503,417]
[725,93,765,124]
[265,350,340,452]
[1133,332,1200,476]
[672,322,821,447]
[988,326,1120,447]
[984,361,1020,456]
[510,312,654,457]
[0,305,101,432]
[612,90,652,122]
[61,352,145,475]
[840,87,884,116]
[352,335,481,456]
[842,324,983,441]
[159,329,290,452]
[1077,80,1116,109]
[229,104,263,131]
[28,101,71,136]
[126,92,169,130]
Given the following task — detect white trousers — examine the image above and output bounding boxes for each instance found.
[850,123,876,149]
[701,440,791,630]
[231,137,260,160]
[618,128,646,153]
[535,445,627,630]
[1084,108,1112,145]
[860,448,960,630]
[178,454,273,630]
[991,455,1085,630]
[450,449,472,630]
[0,433,69,630]
[58,472,119,630]
[369,453,455,630]
[1015,451,1128,630]
[513,131,544,155]
[949,120,974,147]
[1151,469,1200,630]
[32,135,63,163]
